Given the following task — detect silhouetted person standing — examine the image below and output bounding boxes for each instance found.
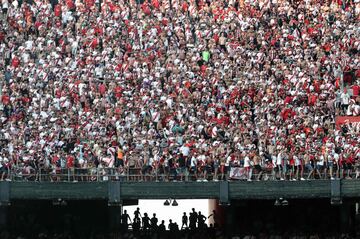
[208,210,219,227]
[181,212,188,229]
[142,213,151,230]
[121,210,132,230]
[133,215,141,231]
[134,207,141,219]
[150,213,158,230]
[189,208,198,229]
[168,219,175,231]
[197,211,206,229]
[133,209,141,232]
[158,220,166,232]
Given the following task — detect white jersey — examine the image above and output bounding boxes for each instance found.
[294,155,301,166]
[328,153,334,163]
[190,156,197,167]
[180,145,190,157]
[276,153,283,165]
[271,155,277,167]
[317,155,324,166]
[244,156,251,167]
[341,93,350,105]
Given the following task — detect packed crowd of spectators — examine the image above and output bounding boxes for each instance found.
[0,0,359,182]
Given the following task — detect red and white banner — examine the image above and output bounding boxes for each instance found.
[229,167,247,180]
[335,116,360,128]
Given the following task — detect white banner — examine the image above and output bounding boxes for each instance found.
[229,167,247,180]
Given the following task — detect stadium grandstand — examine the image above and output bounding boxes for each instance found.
[0,0,359,238]
[0,0,359,182]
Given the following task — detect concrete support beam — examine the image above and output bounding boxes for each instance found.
[108,181,121,206]
[219,181,229,205]
[331,179,342,205]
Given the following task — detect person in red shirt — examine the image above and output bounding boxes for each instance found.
[66,0,75,10]
[11,56,20,68]
[66,153,76,181]
[54,4,62,17]
[352,85,359,97]
[67,154,75,168]
[344,153,355,179]
[1,94,10,105]
[182,1,189,12]
[152,0,160,9]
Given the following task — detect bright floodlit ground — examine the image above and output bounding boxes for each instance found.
[124,199,209,226]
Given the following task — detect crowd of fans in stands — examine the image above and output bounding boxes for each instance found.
[0,0,359,182]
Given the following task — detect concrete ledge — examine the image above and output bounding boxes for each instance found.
[8,180,360,201]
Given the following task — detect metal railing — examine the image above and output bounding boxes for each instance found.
[1,165,359,182]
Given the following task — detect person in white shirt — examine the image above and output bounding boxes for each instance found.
[347,100,360,116]
[294,154,303,181]
[190,154,198,180]
[271,154,277,180]
[1,0,8,14]
[243,154,252,181]
[276,149,285,180]
[333,152,340,178]
[196,153,206,181]
[340,90,350,114]
[179,144,190,157]
[328,152,335,180]
[315,153,324,179]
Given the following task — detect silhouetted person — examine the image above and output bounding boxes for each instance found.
[142,213,150,230]
[174,222,180,231]
[134,207,141,219]
[133,213,141,231]
[150,213,158,230]
[209,223,216,235]
[121,210,132,230]
[208,210,218,227]
[189,208,198,230]
[158,220,166,232]
[181,212,188,229]
[168,219,172,230]
[197,211,206,229]
[132,207,141,231]
[168,219,179,232]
